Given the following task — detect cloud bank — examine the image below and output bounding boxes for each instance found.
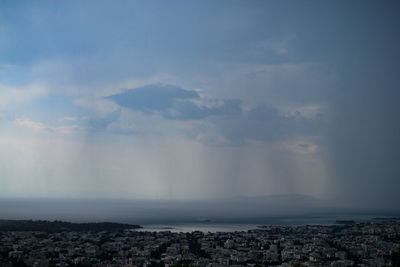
[0,1,399,210]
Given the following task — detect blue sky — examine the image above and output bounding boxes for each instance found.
[1,1,399,209]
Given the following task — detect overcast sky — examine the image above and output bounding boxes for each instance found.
[0,1,399,209]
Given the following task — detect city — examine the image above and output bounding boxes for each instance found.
[1,220,399,266]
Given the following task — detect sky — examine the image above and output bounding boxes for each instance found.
[0,1,399,209]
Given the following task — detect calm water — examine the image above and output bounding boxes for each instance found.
[135,214,386,233]
[1,198,398,230]
[136,223,259,233]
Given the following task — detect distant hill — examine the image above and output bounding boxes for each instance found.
[0,219,141,232]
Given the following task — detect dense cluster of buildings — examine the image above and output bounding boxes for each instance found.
[0,220,399,266]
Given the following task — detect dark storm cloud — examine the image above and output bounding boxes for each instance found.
[327,72,400,209]
[167,98,242,120]
[107,84,243,121]
[106,84,199,112]
[323,0,400,209]
[165,101,212,120]
[248,105,279,121]
[107,84,323,144]
[186,104,324,146]
[223,105,322,143]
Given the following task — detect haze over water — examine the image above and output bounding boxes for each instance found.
[1,197,397,231]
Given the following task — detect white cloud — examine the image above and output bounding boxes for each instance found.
[61,116,79,121]
[14,118,88,134]
[14,118,53,132]
[0,83,48,109]
[60,116,89,122]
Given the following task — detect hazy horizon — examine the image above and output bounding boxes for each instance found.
[1,1,400,211]
[1,195,399,225]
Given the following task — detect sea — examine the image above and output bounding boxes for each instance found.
[135,214,394,233]
[1,198,399,233]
